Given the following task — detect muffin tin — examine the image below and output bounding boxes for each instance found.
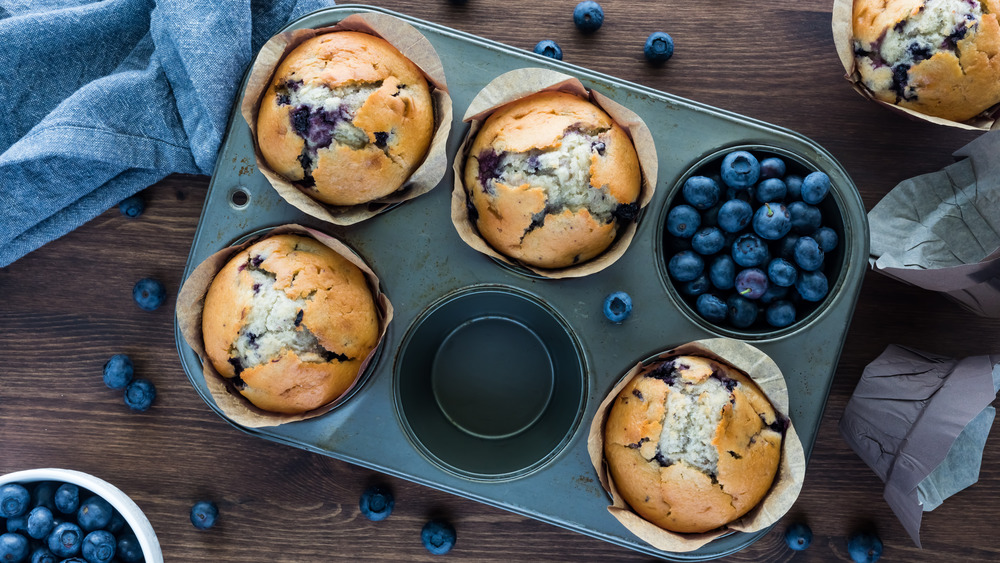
[173,5,869,560]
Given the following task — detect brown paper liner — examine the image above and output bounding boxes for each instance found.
[586,338,806,553]
[241,12,454,225]
[450,68,658,279]
[175,224,394,428]
[831,0,1000,131]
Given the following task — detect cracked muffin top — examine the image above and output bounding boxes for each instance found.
[853,0,1000,122]
[603,355,783,534]
[257,31,434,206]
[202,234,379,414]
[463,91,641,269]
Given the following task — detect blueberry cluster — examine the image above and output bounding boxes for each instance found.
[0,482,144,563]
[103,355,156,412]
[665,149,840,331]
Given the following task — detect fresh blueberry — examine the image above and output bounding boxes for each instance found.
[102,355,134,390]
[708,254,737,290]
[26,507,55,540]
[81,530,116,563]
[679,273,711,297]
[644,31,674,62]
[0,484,30,518]
[767,300,797,328]
[695,293,727,322]
[784,522,812,551]
[190,500,218,530]
[717,199,753,233]
[105,511,125,535]
[30,546,57,563]
[681,176,720,210]
[785,174,804,200]
[752,202,791,240]
[123,379,156,412]
[53,485,79,516]
[788,201,822,235]
[602,291,633,323]
[796,271,829,302]
[691,227,726,255]
[847,531,882,563]
[735,268,769,300]
[115,534,142,563]
[533,40,563,60]
[726,294,757,329]
[801,171,831,204]
[132,278,166,311]
[754,178,787,203]
[5,516,27,534]
[776,233,801,260]
[720,151,760,189]
[421,520,456,555]
[665,205,701,238]
[759,157,786,180]
[759,283,789,305]
[667,251,704,282]
[117,194,145,218]
[0,533,29,563]
[76,497,112,533]
[811,226,839,253]
[732,233,769,267]
[47,522,82,558]
[358,486,394,522]
[767,258,798,287]
[793,237,824,271]
[32,483,57,511]
[573,1,603,33]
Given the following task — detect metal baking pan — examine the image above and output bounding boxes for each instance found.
[174,5,868,560]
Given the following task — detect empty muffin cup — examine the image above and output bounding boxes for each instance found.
[394,285,586,480]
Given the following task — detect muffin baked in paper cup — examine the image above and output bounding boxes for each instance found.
[176,224,393,428]
[586,338,806,552]
[832,0,1000,130]
[451,68,657,279]
[241,12,453,225]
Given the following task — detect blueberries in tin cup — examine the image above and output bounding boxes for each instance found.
[47,522,82,558]
[681,176,720,210]
[695,294,727,323]
[123,379,156,412]
[132,278,166,311]
[117,194,145,218]
[667,251,704,282]
[759,157,786,179]
[793,237,824,272]
[708,255,736,290]
[77,497,113,532]
[732,233,769,267]
[27,506,56,539]
[811,226,839,253]
[53,485,79,516]
[358,486,394,522]
[421,519,457,555]
[533,40,563,60]
[666,205,701,238]
[726,295,758,329]
[796,271,829,302]
[102,355,134,390]
[190,500,218,530]
[754,178,787,203]
[720,150,760,189]
[602,291,633,323]
[691,227,726,255]
[643,31,674,63]
[801,171,831,204]
[717,199,753,233]
[735,268,769,300]
[766,300,797,328]
[752,202,791,240]
[81,530,116,563]
[788,201,822,235]
[767,258,798,287]
[0,533,29,563]
[847,531,883,563]
[30,546,57,563]
[573,1,603,33]
[784,522,812,551]
[115,534,143,563]
[1,484,30,518]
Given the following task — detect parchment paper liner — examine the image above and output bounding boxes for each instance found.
[176,224,394,428]
[240,12,454,225]
[832,0,1000,131]
[450,68,658,279]
[586,338,806,553]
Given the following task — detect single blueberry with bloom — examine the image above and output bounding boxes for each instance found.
[644,31,674,62]
[533,40,563,60]
[190,501,219,530]
[573,1,604,32]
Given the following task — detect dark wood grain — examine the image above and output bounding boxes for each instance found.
[3,0,1000,561]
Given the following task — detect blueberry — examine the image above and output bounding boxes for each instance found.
[132,278,166,311]
[667,251,704,282]
[102,355,134,390]
[788,201,822,235]
[784,522,812,551]
[695,294,727,322]
[759,157,786,180]
[847,531,882,563]
[30,546,57,563]
[796,271,829,302]
[735,268,769,300]
[720,150,760,189]
[533,40,563,60]
[679,273,711,297]
[105,511,125,535]
[421,520,456,555]
[801,171,831,204]
[188,500,218,530]
[759,283,789,305]
[115,534,142,563]
[0,484,30,518]
[666,205,701,238]
[793,237,824,271]
[681,176,720,210]
[123,379,156,412]
[117,194,145,218]
[752,202,791,240]
[726,295,757,329]
[81,530,116,563]
[26,507,55,540]
[708,254,737,290]
[53,485,79,516]
[5,516,27,534]
[602,291,633,323]
[754,178,787,203]
[47,522,82,558]
[776,233,801,260]
[76,498,112,533]
[32,483,57,511]
[717,199,752,233]
[732,233,769,267]
[811,226,839,253]
[0,533,29,563]
[358,486,394,522]
[767,300,797,328]
[643,31,674,62]
[691,227,726,255]
[767,258,798,287]
[785,174,804,200]
[573,1,603,32]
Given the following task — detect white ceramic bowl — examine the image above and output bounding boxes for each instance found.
[0,468,163,562]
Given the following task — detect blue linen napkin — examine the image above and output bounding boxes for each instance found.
[0,0,334,268]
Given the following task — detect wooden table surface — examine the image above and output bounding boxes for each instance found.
[3,0,999,561]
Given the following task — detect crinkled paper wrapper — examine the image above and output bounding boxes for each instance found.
[869,131,1000,317]
[831,0,1000,131]
[175,224,394,428]
[586,338,806,553]
[241,12,454,225]
[450,68,658,279]
[839,344,1000,547]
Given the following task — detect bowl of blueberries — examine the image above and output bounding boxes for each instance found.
[0,468,162,563]
[658,145,848,338]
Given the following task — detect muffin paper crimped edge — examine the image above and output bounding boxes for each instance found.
[586,338,806,553]
[175,223,394,428]
[450,68,658,279]
[240,12,454,225]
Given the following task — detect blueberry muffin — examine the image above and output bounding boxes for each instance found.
[603,356,783,534]
[202,234,379,414]
[463,91,642,269]
[853,0,1000,122]
[257,31,434,206]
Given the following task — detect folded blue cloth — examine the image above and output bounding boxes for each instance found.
[0,0,334,267]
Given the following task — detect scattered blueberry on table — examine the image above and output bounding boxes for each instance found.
[602,291,633,323]
[533,40,563,60]
[358,485,394,522]
[102,354,134,390]
[421,519,456,555]
[123,378,157,412]
[573,1,604,33]
[643,31,674,62]
[117,194,145,218]
[784,522,812,551]
[190,500,219,530]
[132,278,166,311]
[848,531,883,563]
